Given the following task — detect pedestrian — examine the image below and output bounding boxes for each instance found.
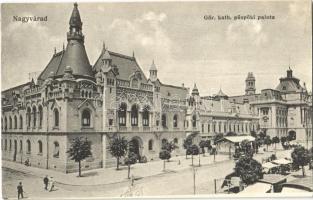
[43,175,49,190]
[17,182,24,199]
[49,177,55,192]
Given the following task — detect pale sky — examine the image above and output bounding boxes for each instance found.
[1,0,312,96]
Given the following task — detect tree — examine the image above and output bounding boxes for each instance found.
[288,131,296,141]
[291,146,310,177]
[213,133,224,145]
[272,136,280,150]
[159,150,171,171]
[240,139,253,158]
[281,136,287,149]
[67,137,92,177]
[124,152,137,179]
[250,130,257,138]
[188,144,199,166]
[183,135,194,159]
[204,140,212,153]
[259,130,266,139]
[263,135,272,151]
[234,156,263,185]
[162,140,177,153]
[109,136,128,170]
[199,140,206,156]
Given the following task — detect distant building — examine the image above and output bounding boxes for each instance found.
[229,69,312,145]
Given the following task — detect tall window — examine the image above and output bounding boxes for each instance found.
[148,139,153,150]
[26,140,31,153]
[19,140,23,152]
[54,109,59,127]
[14,116,17,129]
[53,142,59,158]
[27,107,31,127]
[131,105,138,126]
[38,140,43,154]
[32,106,37,127]
[162,114,167,128]
[142,108,149,126]
[192,115,197,128]
[82,109,91,127]
[9,140,12,151]
[38,106,43,127]
[9,117,12,129]
[4,117,7,130]
[208,124,210,132]
[173,114,178,128]
[4,139,7,150]
[19,115,23,129]
[118,103,127,126]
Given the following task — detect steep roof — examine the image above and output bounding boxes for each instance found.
[2,82,31,106]
[160,83,188,100]
[37,51,64,82]
[69,2,82,29]
[93,50,148,83]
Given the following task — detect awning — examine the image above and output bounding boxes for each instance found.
[239,182,272,194]
[272,158,292,165]
[221,135,255,143]
[262,162,279,169]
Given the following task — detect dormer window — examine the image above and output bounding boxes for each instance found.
[282,86,286,90]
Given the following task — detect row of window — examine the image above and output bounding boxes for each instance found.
[2,139,59,158]
[147,138,179,151]
[201,122,257,133]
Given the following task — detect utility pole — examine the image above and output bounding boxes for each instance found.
[193,167,197,195]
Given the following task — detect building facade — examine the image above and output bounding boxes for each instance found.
[229,69,312,146]
[1,4,190,173]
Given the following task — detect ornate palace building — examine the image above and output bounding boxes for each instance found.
[1,3,189,172]
[229,70,312,145]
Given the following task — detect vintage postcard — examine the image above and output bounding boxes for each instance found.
[1,0,312,199]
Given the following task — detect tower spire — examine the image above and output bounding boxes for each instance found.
[67,3,84,42]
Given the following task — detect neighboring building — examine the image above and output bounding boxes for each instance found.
[229,69,312,146]
[186,84,260,143]
[1,3,189,173]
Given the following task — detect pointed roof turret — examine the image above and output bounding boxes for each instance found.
[150,60,157,71]
[192,83,199,96]
[69,2,82,29]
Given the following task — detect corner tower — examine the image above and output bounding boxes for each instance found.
[245,72,256,95]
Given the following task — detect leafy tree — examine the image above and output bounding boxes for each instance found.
[109,136,128,170]
[234,156,263,185]
[263,135,272,151]
[240,139,253,157]
[272,136,280,150]
[250,130,257,138]
[287,132,296,141]
[159,150,171,171]
[188,144,199,166]
[226,131,237,136]
[183,135,194,159]
[291,146,311,177]
[67,137,92,177]
[281,136,287,149]
[204,140,212,153]
[199,140,206,156]
[213,133,224,145]
[162,140,177,153]
[259,130,266,139]
[124,152,137,179]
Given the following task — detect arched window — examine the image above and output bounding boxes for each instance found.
[142,108,149,126]
[192,115,197,128]
[38,106,43,127]
[213,122,216,132]
[173,114,178,128]
[38,140,43,154]
[20,140,23,152]
[131,78,138,88]
[14,115,17,129]
[19,115,23,129]
[131,105,138,126]
[118,103,127,126]
[9,116,12,129]
[53,142,59,158]
[162,114,167,128]
[148,139,153,150]
[208,124,210,132]
[54,109,59,127]
[32,106,37,127]
[4,139,7,151]
[161,138,168,149]
[81,90,84,97]
[4,117,7,130]
[9,140,12,151]
[218,122,221,132]
[89,91,92,98]
[82,109,91,127]
[27,107,31,127]
[173,138,178,144]
[26,140,31,153]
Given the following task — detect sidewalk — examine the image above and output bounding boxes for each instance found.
[3,153,230,186]
[2,145,288,187]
